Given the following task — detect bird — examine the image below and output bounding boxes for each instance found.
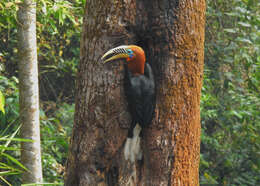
[101,45,156,162]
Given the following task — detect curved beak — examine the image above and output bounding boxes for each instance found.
[101,45,130,63]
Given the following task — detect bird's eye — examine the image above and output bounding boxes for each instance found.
[126,49,134,58]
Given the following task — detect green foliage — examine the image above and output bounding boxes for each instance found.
[0,75,24,185]
[0,75,19,130]
[0,72,74,185]
[41,103,74,184]
[200,0,260,185]
[0,0,81,184]
[0,0,19,77]
[36,0,84,102]
[0,0,84,101]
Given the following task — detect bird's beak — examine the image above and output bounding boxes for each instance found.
[101,45,130,63]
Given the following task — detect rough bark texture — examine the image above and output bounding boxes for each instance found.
[65,0,205,185]
[17,0,43,183]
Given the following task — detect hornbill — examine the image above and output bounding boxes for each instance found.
[101,45,156,162]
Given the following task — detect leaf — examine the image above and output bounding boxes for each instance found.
[224,28,237,33]
[41,1,47,15]
[1,152,28,171]
[5,2,13,8]
[235,37,252,44]
[0,146,20,151]
[0,170,21,176]
[238,22,251,28]
[235,7,247,14]
[0,90,5,114]
[0,162,23,173]
[0,125,21,154]
[224,12,240,17]
[0,175,12,186]
[230,110,243,119]
[0,137,33,142]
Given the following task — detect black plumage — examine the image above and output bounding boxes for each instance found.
[124,63,156,138]
[101,45,156,161]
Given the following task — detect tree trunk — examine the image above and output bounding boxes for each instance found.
[17,0,43,183]
[65,0,205,185]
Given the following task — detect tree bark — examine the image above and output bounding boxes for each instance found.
[17,0,43,183]
[65,0,205,185]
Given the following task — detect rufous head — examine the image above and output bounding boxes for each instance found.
[101,45,146,75]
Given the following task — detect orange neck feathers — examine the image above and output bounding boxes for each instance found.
[126,46,146,75]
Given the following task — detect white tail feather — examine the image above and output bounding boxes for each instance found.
[124,124,142,162]
[124,138,131,161]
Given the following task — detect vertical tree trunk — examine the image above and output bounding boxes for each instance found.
[17,0,43,183]
[65,0,205,185]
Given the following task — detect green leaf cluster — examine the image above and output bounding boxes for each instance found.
[0,76,25,185]
[200,0,260,185]
[40,103,74,184]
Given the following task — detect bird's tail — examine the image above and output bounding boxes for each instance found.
[124,124,142,162]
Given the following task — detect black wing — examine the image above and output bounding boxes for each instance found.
[124,63,156,127]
